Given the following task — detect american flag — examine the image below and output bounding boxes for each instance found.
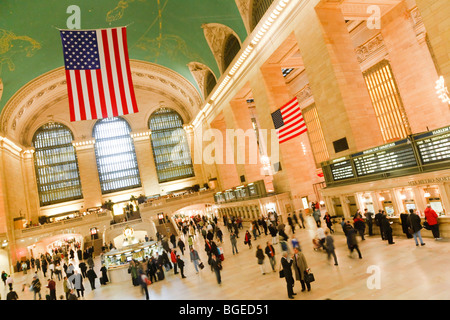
[271,97,307,143]
[60,27,138,122]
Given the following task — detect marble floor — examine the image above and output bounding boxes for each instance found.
[3,216,450,300]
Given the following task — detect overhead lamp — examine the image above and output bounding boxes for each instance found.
[400,194,406,200]
[379,197,385,201]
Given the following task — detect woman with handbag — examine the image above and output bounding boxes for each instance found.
[244,231,252,249]
[292,247,311,292]
[407,209,426,246]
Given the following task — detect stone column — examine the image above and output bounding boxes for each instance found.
[249,67,317,211]
[293,3,383,156]
[21,149,40,223]
[415,0,450,84]
[437,183,450,215]
[339,195,352,220]
[380,1,450,132]
[74,142,103,209]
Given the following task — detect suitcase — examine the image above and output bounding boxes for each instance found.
[157,270,165,281]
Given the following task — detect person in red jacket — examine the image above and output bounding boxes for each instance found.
[170,249,179,274]
[424,204,442,240]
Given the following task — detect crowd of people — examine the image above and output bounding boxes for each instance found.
[4,202,443,300]
[3,240,109,300]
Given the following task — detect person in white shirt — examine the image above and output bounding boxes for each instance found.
[316,227,326,249]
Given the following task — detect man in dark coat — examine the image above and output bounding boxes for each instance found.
[364,209,374,236]
[177,255,186,278]
[400,212,413,239]
[374,210,385,240]
[280,252,295,299]
[345,222,362,258]
[381,213,395,244]
[407,209,426,246]
[177,238,186,255]
[86,268,97,290]
[78,261,87,278]
[170,233,177,249]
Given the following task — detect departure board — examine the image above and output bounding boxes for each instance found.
[351,139,417,176]
[414,126,450,164]
[329,159,354,181]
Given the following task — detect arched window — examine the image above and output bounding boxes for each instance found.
[33,122,83,206]
[205,71,217,98]
[93,117,141,194]
[149,108,195,183]
[251,0,275,31]
[223,35,241,71]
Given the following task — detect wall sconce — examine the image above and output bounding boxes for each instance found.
[400,194,406,200]
[379,196,385,201]
[424,192,431,198]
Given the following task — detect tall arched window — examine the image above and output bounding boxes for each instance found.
[223,35,241,71]
[149,108,194,183]
[93,117,141,194]
[33,122,83,206]
[205,71,217,98]
[251,0,275,31]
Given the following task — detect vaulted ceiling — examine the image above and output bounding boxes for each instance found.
[0,0,247,112]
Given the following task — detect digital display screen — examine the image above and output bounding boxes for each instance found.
[351,139,417,176]
[415,129,450,164]
[330,160,354,181]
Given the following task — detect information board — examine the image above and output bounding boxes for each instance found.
[414,127,450,164]
[330,160,354,181]
[351,139,417,176]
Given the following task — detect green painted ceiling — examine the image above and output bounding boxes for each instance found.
[0,0,247,112]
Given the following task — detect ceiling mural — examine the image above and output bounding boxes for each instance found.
[0,0,247,112]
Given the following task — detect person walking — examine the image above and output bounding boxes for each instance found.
[265,242,276,272]
[210,255,222,285]
[1,271,7,286]
[86,267,97,290]
[364,208,374,236]
[31,274,42,300]
[46,278,57,300]
[353,213,366,240]
[100,264,109,285]
[269,223,278,245]
[216,227,223,243]
[6,274,13,290]
[424,204,442,240]
[79,261,87,278]
[325,230,338,266]
[189,247,201,274]
[73,271,85,298]
[407,209,426,247]
[139,270,150,300]
[177,255,186,278]
[323,212,334,233]
[244,230,252,249]
[6,287,19,300]
[255,245,266,275]
[177,238,186,255]
[287,214,295,234]
[230,232,239,255]
[292,247,311,292]
[344,221,362,258]
[63,276,72,299]
[280,252,295,299]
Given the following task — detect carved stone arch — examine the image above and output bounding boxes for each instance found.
[187,62,217,100]
[234,0,252,35]
[201,23,242,74]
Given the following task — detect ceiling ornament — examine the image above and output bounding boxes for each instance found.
[202,23,241,74]
[187,62,215,100]
[234,0,252,34]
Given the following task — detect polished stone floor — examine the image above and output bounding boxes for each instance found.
[3,216,450,300]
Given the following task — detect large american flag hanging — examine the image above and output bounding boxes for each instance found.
[60,27,138,122]
[271,97,307,143]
